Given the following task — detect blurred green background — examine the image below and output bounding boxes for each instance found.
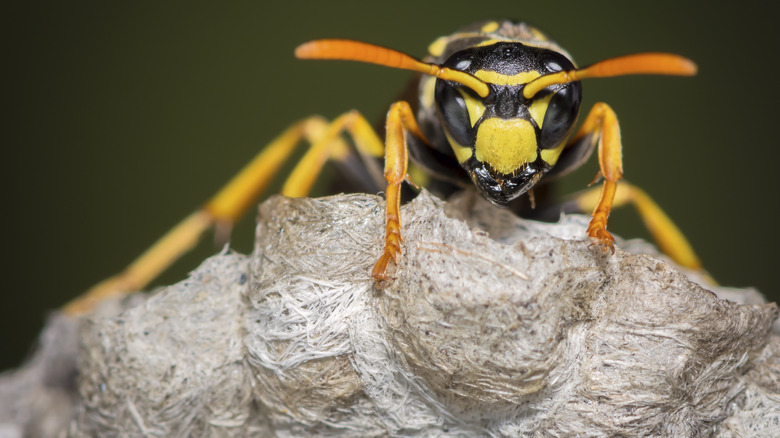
[4,0,779,371]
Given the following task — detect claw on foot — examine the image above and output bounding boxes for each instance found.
[372,222,402,282]
[371,252,395,282]
[372,242,401,282]
[587,225,615,254]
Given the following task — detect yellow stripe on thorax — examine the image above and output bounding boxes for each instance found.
[475,118,537,174]
[427,37,448,58]
[480,21,500,33]
[421,76,436,109]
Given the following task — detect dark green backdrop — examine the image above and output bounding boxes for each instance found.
[4,1,779,371]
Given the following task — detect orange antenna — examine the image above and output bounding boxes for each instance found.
[295,39,491,98]
[523,52,697,99]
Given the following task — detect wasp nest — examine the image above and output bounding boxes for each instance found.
[2,191,779,437]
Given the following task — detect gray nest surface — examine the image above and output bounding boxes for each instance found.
[1,191,779,437]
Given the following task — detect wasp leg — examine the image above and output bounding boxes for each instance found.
[278,110,384,197]
[568,102,623,253]
[64,112,384,315]
[371,101,428,282]
[569,181,704,273]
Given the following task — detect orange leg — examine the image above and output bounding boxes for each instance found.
[572,181,705,273]
[65,112,384,315]
[371,101,428,281]
[571,102,623,252]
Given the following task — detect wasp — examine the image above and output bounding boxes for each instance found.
[65,20,699,313]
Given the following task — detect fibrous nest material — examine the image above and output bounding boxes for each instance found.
[2,191,779,437]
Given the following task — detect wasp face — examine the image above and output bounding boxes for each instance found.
[434,42,582,205]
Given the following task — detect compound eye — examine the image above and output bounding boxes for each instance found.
[539,82,582,149]
[435,79,476,147]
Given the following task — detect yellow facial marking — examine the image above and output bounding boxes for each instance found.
[527,93,553,128]
[457,88,485,127]
[421,76,436,109]
[474,69,541,86]
[475,118,537,174]
[444,131,473,164]
[480,21,500,34]
[541,143,565,166]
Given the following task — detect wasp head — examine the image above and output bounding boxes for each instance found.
[434,42,582,205]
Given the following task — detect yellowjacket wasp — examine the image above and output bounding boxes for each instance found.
[66,19,699,313]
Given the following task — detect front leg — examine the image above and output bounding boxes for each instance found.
[570,102,623,252]
[371,101,428,282]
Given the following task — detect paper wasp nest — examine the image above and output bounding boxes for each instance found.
[2,191,779,437]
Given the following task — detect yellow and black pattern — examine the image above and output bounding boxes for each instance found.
[67,19,702,312]
[413,20,582,205]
